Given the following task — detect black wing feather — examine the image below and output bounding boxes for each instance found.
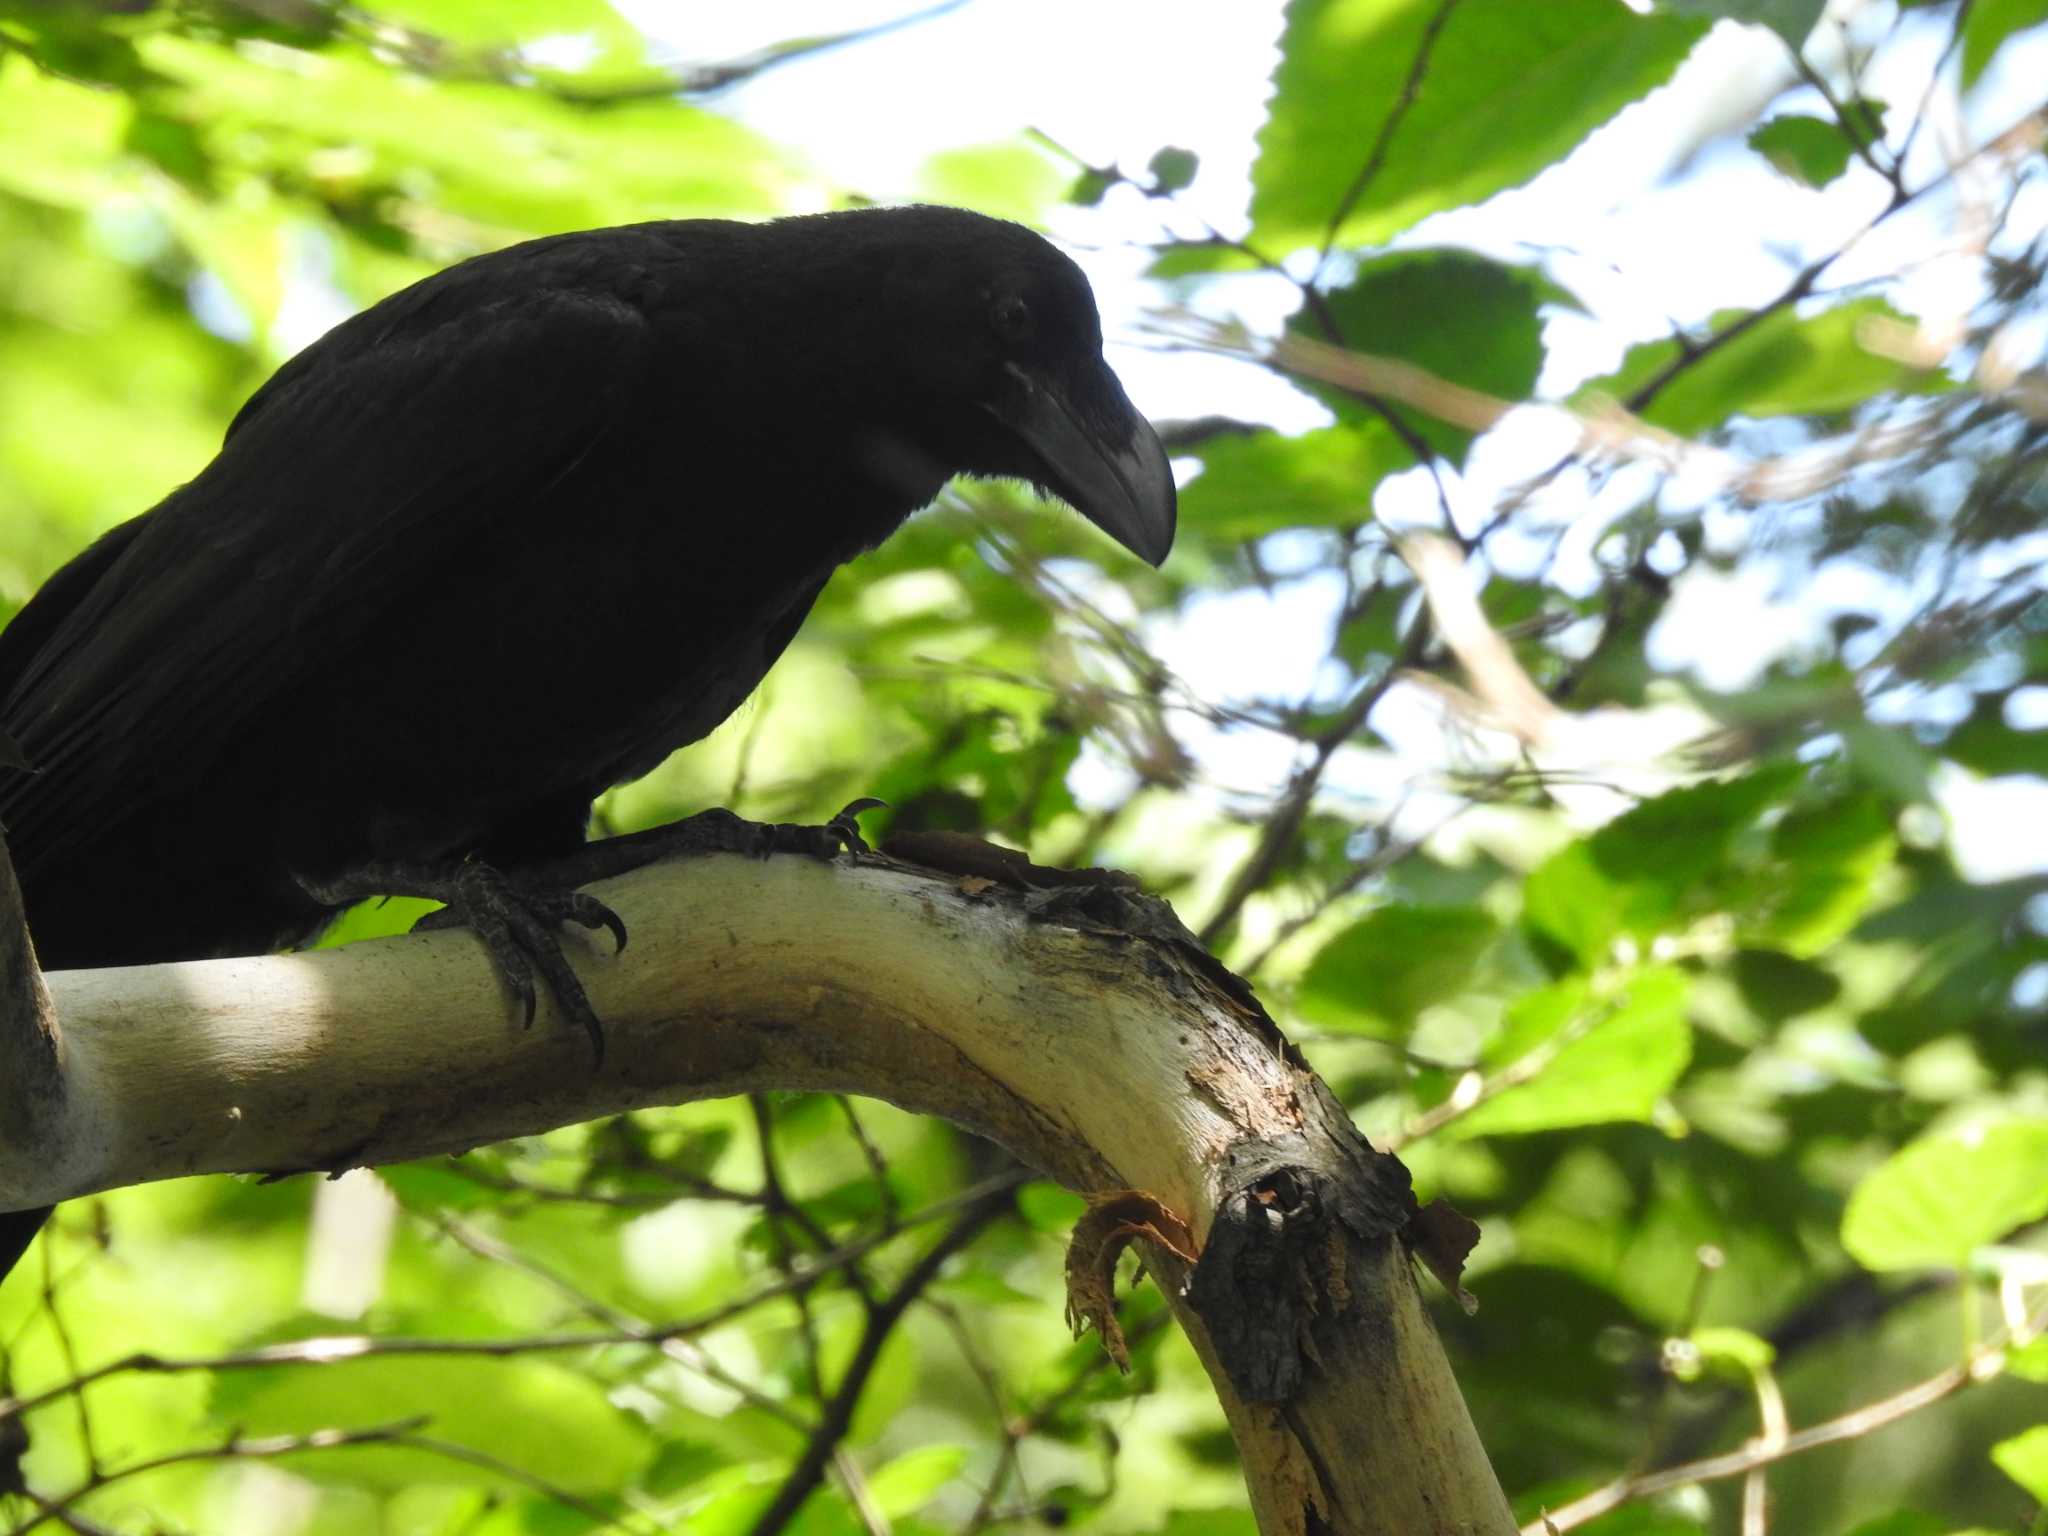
[0,283,655,868]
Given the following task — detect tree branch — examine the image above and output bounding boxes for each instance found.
[0,846,1512,1536]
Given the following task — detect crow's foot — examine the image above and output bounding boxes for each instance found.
[296,801,881,1064]
[522,798,885,887]
[299,860,623,1061]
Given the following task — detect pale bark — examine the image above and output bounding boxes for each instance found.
[0,847,1514,1536]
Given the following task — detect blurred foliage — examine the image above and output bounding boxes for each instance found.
[2,1,2047,1534]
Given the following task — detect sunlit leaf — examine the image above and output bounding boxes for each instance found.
[1179,424,1406,537]
[1687,1323,1775,1372]
[1018,1181,1087,1231]
[136,32,800,236]
[2006,1334,2048,1382]
[1450,966,1691,1136]
[1991,1424,2048,1500]
[866,1444,969,1517]
[1298,904,1501,1037]
[1253,0,1706,250]
[1580,299,1946,432]
[918,140,1069,225]
[1523,768,1800,968]
[1841,1119,2048,1271]
[209,1349,654,1493]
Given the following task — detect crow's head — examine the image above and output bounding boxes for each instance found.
[802,205,1177,568]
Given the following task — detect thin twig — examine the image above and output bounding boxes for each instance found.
[748,1186,1017,1536]
[8,1419,430,1536]
[1531,1295,2048,1534]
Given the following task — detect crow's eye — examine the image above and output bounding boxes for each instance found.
[991,295,1035,343]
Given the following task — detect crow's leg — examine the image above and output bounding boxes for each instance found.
[298,800,881,1062]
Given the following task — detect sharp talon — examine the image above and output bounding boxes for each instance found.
[565,893,628,955]
[512,962,537,1028]
[827,796,886,855]
[314,856,612,1061]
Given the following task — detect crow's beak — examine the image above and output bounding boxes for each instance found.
[989,362,1176,567]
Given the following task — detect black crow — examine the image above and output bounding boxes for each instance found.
[0,204,1176,1285]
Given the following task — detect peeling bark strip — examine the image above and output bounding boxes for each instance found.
[1064,1189,1199,1368]
[0,847,1515,1535]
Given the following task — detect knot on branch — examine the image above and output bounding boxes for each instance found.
[1184,1134,1412,1404]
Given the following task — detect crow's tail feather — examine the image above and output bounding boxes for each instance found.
[0,1206,50,1289]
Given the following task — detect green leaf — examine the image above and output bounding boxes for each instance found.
[1729,949,1840,1021]
[1179,424,1407,538]
[209,1349,652,1493]
[1748,114,1854,187]
[1018,1181,1086,1231]
[1147,145,1199,193]
[917,140,1068,225]
[0,0,164,90]
[1961,0,2048,86]
[1743,790,1895,955]
[866,1445,968,1518]
[0,50,132,209]
[366,0,659,84]
[683,1466,784,1535]
[1946,694,2048,775]
[1478,976,1590,1069]
[1579,299,1946,432]
[1068,167,1115,206]
[1663,0,1827,48]
[1991,1424,2048,1500]
[2005,1333,2048,1382]
[1302,249,1560,460]
[315,894,442,948]
[1253,0,1707,251]
[1523,768,1800,967]
[1146,240,1268,278]
[1839,1517,1949,1536]
[1451,966,1691,1136]
[1688,1324,1775,1372]
[1841,718,1935,803]
[1841,1119,2048,1271]
[379,1159,498,1214]
[136,33,800,236]
[1298,904,1501,1037]
[1521,842,1624,971]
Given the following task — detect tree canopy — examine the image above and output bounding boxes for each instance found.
[0,2,2045,1534]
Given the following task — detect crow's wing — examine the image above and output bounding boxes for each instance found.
[0,280,655,867]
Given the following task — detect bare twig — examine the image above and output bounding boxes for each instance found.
[748,1185,1017,1536]
[1530,1295,2048,1534]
